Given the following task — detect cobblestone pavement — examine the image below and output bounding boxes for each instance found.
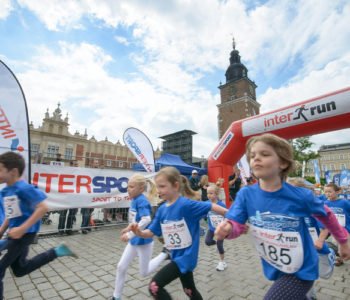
[4,226,350,300]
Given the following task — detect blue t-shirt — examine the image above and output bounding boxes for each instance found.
[0,194,4,226]
[148,196,212,273]
[128,194,153,246]
[1,180,47,233]
[324,199,350,233]
[225,182,327,281]
[207,200,226,232]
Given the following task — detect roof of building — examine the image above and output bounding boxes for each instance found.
[159,130,197,140]
[319,143,350,152]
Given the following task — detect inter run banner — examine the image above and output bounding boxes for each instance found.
[32,164,155,210]
[123,127,155,172]
[0,60,31,181]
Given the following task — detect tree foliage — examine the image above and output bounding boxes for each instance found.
[291,137,319,177]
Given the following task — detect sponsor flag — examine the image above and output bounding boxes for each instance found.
[123,127,155,172]
[325,170,333,184]
[237,154,250,185]
[313,159,321,184]
[0,60,30,181]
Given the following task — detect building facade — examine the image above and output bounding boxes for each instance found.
[217,39,260,138]
[159,130,196,164]
[30,104,161,169]
[305,143,350,177]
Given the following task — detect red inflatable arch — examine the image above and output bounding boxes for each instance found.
[208,87,350,207]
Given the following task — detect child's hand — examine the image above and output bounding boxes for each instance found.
[130,223,142,236]
[120,233,129,242]
[8,227,26,239]
[121,225,131,235]
[215,221,233,240]
[339,241,350,261]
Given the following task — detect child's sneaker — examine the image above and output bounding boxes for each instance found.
[216,261,226,271]
[319,248,335,279]
[54,242,78,258]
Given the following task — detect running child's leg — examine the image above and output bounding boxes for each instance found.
[149,261,182,300]
[136,242,153,276]
[263,274,313,300]
[113,243,137,298]
[204,230,216,246]
[179,271,203,300]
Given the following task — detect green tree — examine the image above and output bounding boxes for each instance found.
[291,137,319,177]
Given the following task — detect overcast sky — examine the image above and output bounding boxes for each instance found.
[1,0,349,158]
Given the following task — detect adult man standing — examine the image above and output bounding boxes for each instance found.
[189,170,200,191]
[228,165,241,202]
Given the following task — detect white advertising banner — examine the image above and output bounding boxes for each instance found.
[32,164,155,210]
[0,61,30,180]
[123,127,155,172]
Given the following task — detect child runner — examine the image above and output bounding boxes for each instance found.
[131,166,228,300]
[112,174,168,300]
[205,184,227,271]
[0,152,77,299]
[181,175,201,200]
[322,182,350,266]
[215,134,350,300]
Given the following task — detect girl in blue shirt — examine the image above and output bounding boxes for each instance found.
[131,167,227,300]
[112,174,168,300]
[205,184,227,271]
[215,134,350,300]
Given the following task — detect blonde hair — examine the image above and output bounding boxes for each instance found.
[199,174,208,186]
[207,183,220,195]
[246,133,295,180]
[180,175,200,200]
[155,166,182,190]
[129,174,158,199]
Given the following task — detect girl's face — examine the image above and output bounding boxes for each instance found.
[207,187,218,202]
[127,179,144,199]
[249,141,287,181]
[155,175,179,201]
[324,186,338,201]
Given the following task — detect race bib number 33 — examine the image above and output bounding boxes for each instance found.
[161,219,192,250]
[251,225,304,274]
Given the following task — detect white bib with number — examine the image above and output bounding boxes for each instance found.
[4,195,23,219]
[251,225,304,273]
[334,214,345,227]
[209,214,224,228]
[161,219,192,250]
[128,210,136,224]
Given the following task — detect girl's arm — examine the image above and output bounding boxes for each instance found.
[122,216,152,241]
[130,223,154,239]
[215,219,248,240]
[211,203,228,215]
[315,228,329,250]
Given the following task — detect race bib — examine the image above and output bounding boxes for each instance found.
[308,227,319,243]
[209,214,224,228]
[4,195,22,219]
[128,210,136,224]
[334,214,345,227]
[161,219,192,250]
[251,225,304,273]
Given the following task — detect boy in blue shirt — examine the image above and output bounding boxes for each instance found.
[0,152,77,299]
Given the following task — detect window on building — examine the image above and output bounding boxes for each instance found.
[47,144,59,158]
[341,163,347,170]
[322,165,327,171]
[106,160,112,167]
[64,148,73,160]
[330,164,335,171]
[118,161,124,168]
[31,143,40,156]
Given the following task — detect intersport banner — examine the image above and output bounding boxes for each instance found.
[0,60,30,180]
[32,164,155,210]
[123,127,155,172]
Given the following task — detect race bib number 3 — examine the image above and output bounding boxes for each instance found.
[161,219,192,250]
[4,195,23,219]
[251,225,304,274]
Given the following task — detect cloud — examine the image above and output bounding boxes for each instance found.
[0,0,13,19]
[114,35,130,46]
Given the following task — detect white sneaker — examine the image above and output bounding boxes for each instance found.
[216,261,225,271]
[222,261,227,269]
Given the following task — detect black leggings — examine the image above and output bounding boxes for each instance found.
[264,274,314,300]
[149,261,202,300]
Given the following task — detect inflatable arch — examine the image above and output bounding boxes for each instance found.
[208,87,350,207]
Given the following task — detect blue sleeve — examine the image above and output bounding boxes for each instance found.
[137,198,151,218]
[184,199,212,221]
[225,189,247,224]
[148,207,162,236]
[17,185,46,208]
[305,190,327,216]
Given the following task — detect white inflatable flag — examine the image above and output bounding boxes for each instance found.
[0,60,30,181]
[123,127,155,172]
